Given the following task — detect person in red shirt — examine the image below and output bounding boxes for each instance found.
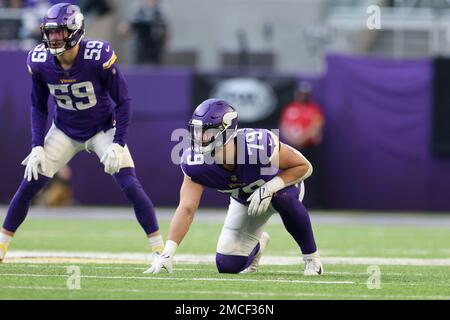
[279,81,325,208]
[280,82,324,149]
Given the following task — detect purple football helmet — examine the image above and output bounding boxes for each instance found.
[41,3,85,56]
[189,99,238,154]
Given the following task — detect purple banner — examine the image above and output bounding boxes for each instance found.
[321,53,450,211]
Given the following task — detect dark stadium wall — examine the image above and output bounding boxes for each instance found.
[1,51,450,211]
[432,57,450,157]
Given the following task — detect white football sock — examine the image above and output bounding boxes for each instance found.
[148,234,164,253]
[303,251,320,259]
[0,232,12,246]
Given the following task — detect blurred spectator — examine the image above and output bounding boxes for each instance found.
[280,82,324,149]
[79,0,110,17]
[0,0,22,45]
[19,1,81,50]
[78,0,114,42]
[19,0,50,49]
[118,0,168,65]
[279,81,325,208]
[237,29,250,68]
[2,0,22,8]
[34,165,73,207]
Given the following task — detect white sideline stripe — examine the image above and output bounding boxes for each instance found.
[0,273,354,285]
[1,286,449,300]
[322,249,450,255]
[5,251,450,266]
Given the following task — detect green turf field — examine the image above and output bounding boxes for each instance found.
[0,214,449,300]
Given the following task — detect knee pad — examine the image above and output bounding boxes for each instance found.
[216,229,241,255]
[216,253,247,274]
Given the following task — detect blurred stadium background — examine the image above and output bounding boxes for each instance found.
[0,0,450,300]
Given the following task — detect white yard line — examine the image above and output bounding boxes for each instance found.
[20,265,422,276]
[4,251,450,266]
[2,272,445,287]
[1,285,449,300]
[0,273,354,285]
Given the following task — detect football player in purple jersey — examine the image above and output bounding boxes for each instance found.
[0,3,164,262]
[145,99,323,275]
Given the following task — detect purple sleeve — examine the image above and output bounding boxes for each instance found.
[180,161,190,178]
[30,73,49,147]
[101,64,131,147]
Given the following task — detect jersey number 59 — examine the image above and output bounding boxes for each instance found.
[47,81,97,111]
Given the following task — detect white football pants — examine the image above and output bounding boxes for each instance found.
[216,181,305,256]
[22,123,135,178]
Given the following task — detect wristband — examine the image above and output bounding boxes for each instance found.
[266,176,286,194]
[163,240,178,256]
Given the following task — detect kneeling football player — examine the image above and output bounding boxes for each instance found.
[145,98,323,275]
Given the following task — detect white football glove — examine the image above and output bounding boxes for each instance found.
[143,253,174,274]
[21,146,47,182]
[247,184,274,216]
[247,177,287,216]
[100,143,124,175]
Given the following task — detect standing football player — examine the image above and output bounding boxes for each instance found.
[145,99,323,275]
[0,3,164,262]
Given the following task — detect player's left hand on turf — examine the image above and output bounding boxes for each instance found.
[100,143,124,175]
[143,253,174,274]
[247,184,273,216]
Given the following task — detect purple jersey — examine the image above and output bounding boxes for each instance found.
[27,39,131,147]
[181,128,281,204]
